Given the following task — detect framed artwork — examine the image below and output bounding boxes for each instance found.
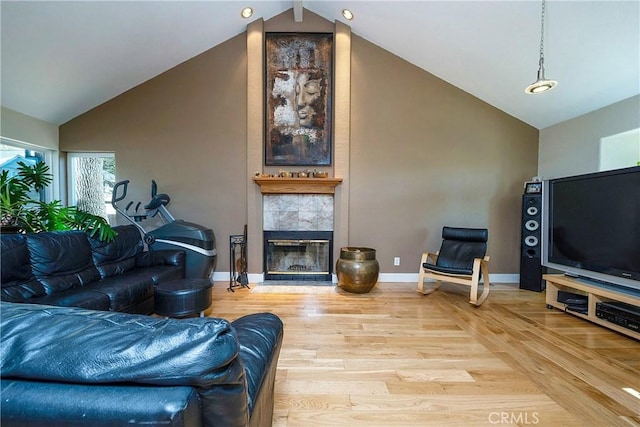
[265,33,333,166]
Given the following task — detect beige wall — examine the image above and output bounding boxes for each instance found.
[539,95,640,179]
[349,36,538,273]
[60,33,248,269]
[1,106,58,149]
[60,11,538,276]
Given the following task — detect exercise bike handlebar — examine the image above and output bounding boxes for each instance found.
[145,180,175,223]
[112,180,130,205]
[144,179,172,210]
[111,179,149,238]
[144,193,170,210]
[112,179,175,226]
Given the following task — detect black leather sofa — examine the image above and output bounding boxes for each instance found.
[1,225,185,313]
[1,302,284,427]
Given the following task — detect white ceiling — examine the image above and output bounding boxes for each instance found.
[1,1,639,130]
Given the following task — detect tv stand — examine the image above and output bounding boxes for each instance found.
[544,274,640,340]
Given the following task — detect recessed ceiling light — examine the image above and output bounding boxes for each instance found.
[241,7,253,19]
[342,9,353,20]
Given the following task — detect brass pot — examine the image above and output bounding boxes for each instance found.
[336,247,379,293]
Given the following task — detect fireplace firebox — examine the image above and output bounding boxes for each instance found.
[264,231,333,281]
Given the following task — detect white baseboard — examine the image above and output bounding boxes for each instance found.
[379,273,519,283]
[211,272,264,283]
[212,272,520,284]
[490,274,520,283]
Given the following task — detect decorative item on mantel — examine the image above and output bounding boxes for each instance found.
[255,169,328,178]
[253,173,342,195]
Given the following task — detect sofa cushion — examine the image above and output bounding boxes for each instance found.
[1,302,242,387]
[26,231,100,294]
[85,274,155,312]
[89,225,144,278]
[31,288,111,311]
[232,313,284,414]
[136,264,184,285]
[1,234,31,282]
[0,380,202,427]
[1,234,46,302]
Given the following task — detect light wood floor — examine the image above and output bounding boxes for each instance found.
[209,282,640,427]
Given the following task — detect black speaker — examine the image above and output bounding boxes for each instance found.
[519,194,545,291]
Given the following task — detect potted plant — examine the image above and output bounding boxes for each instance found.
[1,161,116,241]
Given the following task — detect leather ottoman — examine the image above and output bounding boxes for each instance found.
[154,278,212,317]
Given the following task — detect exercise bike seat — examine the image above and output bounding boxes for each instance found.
[145,193,170,210]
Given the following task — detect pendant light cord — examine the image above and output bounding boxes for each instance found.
[538,0,546,68]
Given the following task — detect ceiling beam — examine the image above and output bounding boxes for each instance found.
[293,0,303,22]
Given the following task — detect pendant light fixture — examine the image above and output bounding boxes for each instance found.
[525,0,557,94]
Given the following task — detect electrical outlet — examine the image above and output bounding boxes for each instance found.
[394,257,400,266]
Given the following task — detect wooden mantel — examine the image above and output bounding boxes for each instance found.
[253,177,343,194]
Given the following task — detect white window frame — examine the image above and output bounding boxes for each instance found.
[0,136,58,202]
[66,152,115,206]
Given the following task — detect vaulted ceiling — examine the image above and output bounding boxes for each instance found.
[2,1,638,130]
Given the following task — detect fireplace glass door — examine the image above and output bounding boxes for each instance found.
[264,232,332,281]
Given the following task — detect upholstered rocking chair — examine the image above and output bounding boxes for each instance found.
[417,227,490,306]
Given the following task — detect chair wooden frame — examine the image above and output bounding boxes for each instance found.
[417,251,491,306]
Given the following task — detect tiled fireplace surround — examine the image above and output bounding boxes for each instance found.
[263,194,333,232]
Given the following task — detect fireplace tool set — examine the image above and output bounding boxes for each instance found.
[228,225,249,291]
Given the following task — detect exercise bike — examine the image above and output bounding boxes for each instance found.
[111,179,217,280]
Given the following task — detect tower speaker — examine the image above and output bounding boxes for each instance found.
[520,193,545,291]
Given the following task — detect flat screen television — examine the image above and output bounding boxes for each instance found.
[542,166,640,293]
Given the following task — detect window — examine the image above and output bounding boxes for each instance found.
[67,153,116,225]
[600,128,640,171]
[1,137,55,202]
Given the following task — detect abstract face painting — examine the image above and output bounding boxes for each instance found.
[266,33,332,166]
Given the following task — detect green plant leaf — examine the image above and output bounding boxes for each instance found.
[17,161,52,192]
[1,161,115,241]
[68,209,116,242]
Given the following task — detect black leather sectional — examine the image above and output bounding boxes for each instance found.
[0,226,285,426]
[1,302,284,427]
[1,225,184,313]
